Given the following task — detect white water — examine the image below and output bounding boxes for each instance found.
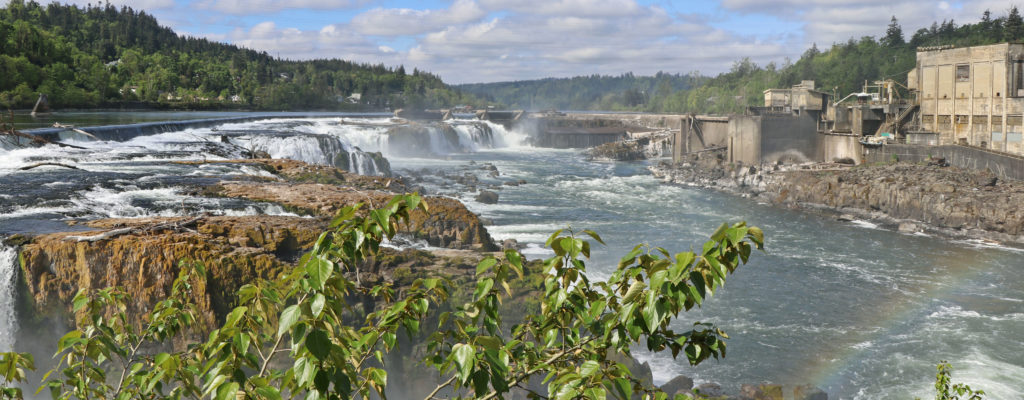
[0,244,18,352]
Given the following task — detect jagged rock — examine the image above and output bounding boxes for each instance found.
[898,222,920,233]
[214,182,496,250]
[651,161,1024,243]
[660,375,694,397]
[694,383,724,398]
[793,385,828,400]
[501,238,519,250]
[837,214,856,222]
[585,141,646,161]
[476,190,499,204]
[20,216,324,326]
[739,384,783,400]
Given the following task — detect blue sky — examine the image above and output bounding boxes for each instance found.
[39,0,1012,83]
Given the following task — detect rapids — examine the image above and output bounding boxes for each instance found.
[0,114,1021,399]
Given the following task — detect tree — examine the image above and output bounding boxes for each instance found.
[883,16,905,47]
[0,194,766,400]
[1006,6,1023,42]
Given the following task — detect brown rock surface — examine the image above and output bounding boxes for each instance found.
[652,159,1024,243]
[19,216,325,326]
[767,164,1024,237]
[213,182,497,250]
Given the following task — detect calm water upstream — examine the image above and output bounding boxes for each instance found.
[1,113,1021,399]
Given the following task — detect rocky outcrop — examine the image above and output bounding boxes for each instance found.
[767,164,1024,241]
[586,140,647,161]
[213,182,497,250]
[19,216,324,326]
[651,155,1024,244]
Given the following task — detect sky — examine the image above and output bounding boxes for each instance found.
[26,0,1024,83]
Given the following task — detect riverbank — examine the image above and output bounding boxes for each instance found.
[650,150,1024,246]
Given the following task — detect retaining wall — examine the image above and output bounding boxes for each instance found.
[864,144,1024,181]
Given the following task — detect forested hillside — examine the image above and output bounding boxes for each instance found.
[0,0,476,110]
[461,8,1024,114]
[457,72,704,111]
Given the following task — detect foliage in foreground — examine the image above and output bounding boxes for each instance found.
[0,192,764,400]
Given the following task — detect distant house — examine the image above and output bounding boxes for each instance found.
[231,95,242,103]
[346,93,362,104]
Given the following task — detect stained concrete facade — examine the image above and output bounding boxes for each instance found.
[912,43,1024,154]
[727,114,819,164]
[672,116,729,162]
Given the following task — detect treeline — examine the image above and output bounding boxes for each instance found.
[0,0,477,110]
[461,8,1024,114]
[457,72,704,111]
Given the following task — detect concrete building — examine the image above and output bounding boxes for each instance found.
[910,43,1024,154]
[762,80,829,118]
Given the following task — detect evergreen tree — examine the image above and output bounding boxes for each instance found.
[1006,6,1023,41]
[883,16,905,47]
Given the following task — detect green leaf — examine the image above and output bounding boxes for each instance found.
[224,306,247,329]
[748,226,764,247]
[476,258,497,275]
[709,223,729,242]
[619,246,643,267]
[310,293,326,318]
[582,229,606,245]
[306,256,333,290]
[72,291,89,312]
[278,305,302,339]
[504,250,523,271]
[451,343,476,383]
[255,385,283,400]
[580,360,600,378]
[584,387,607,400]
[622,280,645,304]
[607,377,632,400]
[305,329,331,360]
[545,229,566,247]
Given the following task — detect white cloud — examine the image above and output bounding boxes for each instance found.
[350,0,486,36]
[478,0,644,17]
[720,0,1014,48]
[196,0,364,15]
[53,0,175,9]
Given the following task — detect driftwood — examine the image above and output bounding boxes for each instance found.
[53,123,99,140]
[19,162,81,171]
[64,216,203,242]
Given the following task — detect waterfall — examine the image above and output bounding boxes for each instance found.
[0,243,18,352]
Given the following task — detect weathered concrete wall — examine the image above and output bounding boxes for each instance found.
[537,131,626,148]
[818,134,863,163]
[702,120,729,148]
[728,116,762,164]
[759,114,818,163]
[864,144,1024,181]
[672,117,729,162]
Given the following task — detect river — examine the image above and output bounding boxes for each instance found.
[1,113,1022,399]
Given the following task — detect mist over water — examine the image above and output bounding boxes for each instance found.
[0,115,1021,399]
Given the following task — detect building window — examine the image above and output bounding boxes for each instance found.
[1013,61,1024,97]
[1009,132,1023,143]
[956,64,970,82]
[992,132,1004,142]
